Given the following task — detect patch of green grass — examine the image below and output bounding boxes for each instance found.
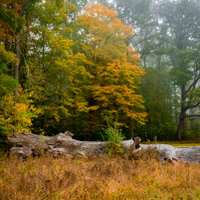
[169,143,200,147]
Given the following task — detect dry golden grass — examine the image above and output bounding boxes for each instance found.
[1,150,200,200]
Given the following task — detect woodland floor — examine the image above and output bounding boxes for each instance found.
[1,149,200,200]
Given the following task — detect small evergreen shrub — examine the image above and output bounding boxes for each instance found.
[101,124,125,157]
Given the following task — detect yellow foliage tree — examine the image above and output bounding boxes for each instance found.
[76,3,147,137]
[0,44,38,136]
[0,90,38,136]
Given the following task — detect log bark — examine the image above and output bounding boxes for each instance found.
[8,130,135,158]
[140,144,200,163]
[7,130,200,163]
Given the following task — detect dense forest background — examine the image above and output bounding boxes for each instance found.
[1,0,200,142]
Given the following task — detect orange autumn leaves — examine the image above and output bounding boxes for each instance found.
[0,0,25,40]
[0,94,37,136]
[75,3,147,126]
[77,3,135,61]
[0,2,147,136]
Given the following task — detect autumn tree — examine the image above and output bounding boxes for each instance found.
[76,3,147,139]
[26,0,90,135]
[0,44,38,136]
[0,0,40,136]
[0,0,146,139]
[0,0,40,92]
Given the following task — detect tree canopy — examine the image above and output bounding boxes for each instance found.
[1,0,200,141]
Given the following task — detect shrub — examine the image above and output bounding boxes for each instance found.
[101,124,125,157]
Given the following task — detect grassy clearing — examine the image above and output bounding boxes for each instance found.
[142,140,200,147]
[168,143,200,147]
[1,150,200,200]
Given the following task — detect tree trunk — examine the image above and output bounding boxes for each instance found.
[177,84,186,140]
[177,112,184,140]
[14,33,20,94]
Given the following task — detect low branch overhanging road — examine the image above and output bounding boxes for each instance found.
[7,131,200,163]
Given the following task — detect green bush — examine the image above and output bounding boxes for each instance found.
[101,124,125,157]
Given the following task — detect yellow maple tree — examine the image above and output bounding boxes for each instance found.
[76,3,147,135]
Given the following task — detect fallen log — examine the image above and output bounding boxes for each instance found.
[8,130,136,158]
[7,130,200,163]
[140,144,200,163]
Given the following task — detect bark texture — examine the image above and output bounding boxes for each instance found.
[8,130,135,158]
[7,130,200,163]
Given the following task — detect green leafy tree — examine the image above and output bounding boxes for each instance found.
[140,68,176,140]
[110,0,158,68]
[26,0,85,134]
[158,0,200,140]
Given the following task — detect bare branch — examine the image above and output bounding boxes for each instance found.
[187,101,200,110]
[184,114,200,119]
[183,75,200,100]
